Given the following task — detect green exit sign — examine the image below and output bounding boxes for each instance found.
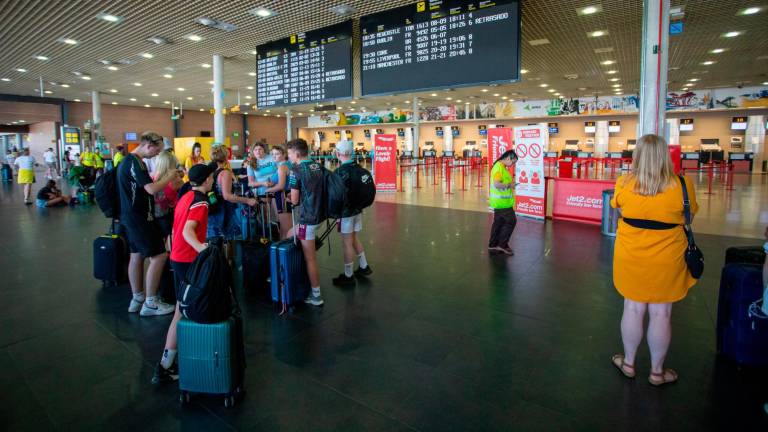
[233,132,240,137]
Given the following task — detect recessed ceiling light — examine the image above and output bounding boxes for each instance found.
[539,83,548,88]
[528,38,550,46]
[44,90,53,94]
[16,68,27,73]
[701,61,716,65]
[710,48,727,54]
[107,66,119,71]
[250,7,277,17]
[481,89,489,93]
[763,81,768,85]
[609,78,620,82]
[722,31,742,38]
[739,7,761,15]
[163,101,171,104]
[58,38,78,45]
[186,96,193,100]
[144,104,151,107]
[554,93,561,96]
[74,99,81,102]
[60,83,70,88]
[129,97,137,101]
[97,13,122,23]
[263,113,268,117]
[0,78,9,82]
[147,36,169,45]
[501,96,508,100]
[248,72,257,76]
[547,89,555,92]
[456,99,463,103]
[493,93,500,97]
[80,75,91,80]
[601,60,615,65]
[151,93,159,97]
[588,30,607,37]
[430,93,437,97]
[201,63,211,68]
[34,55,49,61]
[606,70,618,74]
[109,89,118,93]
[246,86,254,90]
[611,84,621,88]
[208,80,214,84]
[249,50,257,55]
[520,69,528,74]
[133,82,142,86]
[445,97,453,101]
[186,34,203,42]
[177,87,185,91]
[688,78,700,82]
[266,110,271,113]
[112,101,118,105]
[578,5,602,15]
[140,53,154,59]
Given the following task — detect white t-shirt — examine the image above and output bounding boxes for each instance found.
[4,154,14,165]
[14,155,36,170]
[43,150,56,163]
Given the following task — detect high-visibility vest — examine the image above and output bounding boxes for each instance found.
[489,162,515,209]
[113,152,124,166]
[81,151,95,167]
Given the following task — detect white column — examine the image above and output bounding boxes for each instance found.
[91,90,102,145]
[411,97,420,155]
[638,0,670,137]
[213,54,225,144]
[595,121,609,157]
[286,109,293,141]
[746,115,766,171]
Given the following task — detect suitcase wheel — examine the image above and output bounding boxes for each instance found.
[224,394,236,408]
[180,391,190,405]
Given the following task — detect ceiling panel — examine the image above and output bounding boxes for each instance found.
[0,0,765,118]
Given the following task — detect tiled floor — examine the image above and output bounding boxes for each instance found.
[1,172,767,431]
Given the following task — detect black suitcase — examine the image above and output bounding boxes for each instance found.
[725,246,766,266]
[716,264,768,366]
[93,222,127,286]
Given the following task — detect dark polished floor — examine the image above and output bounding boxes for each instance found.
[1,180,767,431]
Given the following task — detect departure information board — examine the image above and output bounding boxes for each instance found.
[360,0,520,96]
[256,21,352,107]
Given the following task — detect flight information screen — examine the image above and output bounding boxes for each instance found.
[360,0,520,96]
[256,21,352,107]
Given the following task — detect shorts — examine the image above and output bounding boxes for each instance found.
[124,220,167,258]
[45,162,56,169]
[296,223,320,241]
[36,199,48,208]
[338,214,363,234]
[155,213,174,238]
[18,168,34,184]
[170,260,193,302]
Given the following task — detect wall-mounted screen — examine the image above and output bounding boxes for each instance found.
[548,122,559,134]
[360,0,521,96]
[608,120,621,133]
[478,125,487,135]
[436,126,444,137]
[451,126,460,137]
[731,116,747,130]
[680,118,694,132]
[584,121,596,134]
[124,132,137,141]
[256,21,352,107]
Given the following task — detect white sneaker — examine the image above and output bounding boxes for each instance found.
[139,300,175,316]
[128,297,144,313]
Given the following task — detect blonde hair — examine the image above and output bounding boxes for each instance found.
[211,145,228,164]
[153,150,178,179]
[628,134,675,196]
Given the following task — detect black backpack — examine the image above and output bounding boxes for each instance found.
[207,168,225,215]
[346,164,376,212]
[179,245,234,323]
[94,167,120,218]
[323,167,347,219]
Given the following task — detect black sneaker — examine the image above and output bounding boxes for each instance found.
[354,266,373,277]
[332,273,357,286]
[151,361,179,385]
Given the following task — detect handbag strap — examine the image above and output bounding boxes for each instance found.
[678,175,696,246]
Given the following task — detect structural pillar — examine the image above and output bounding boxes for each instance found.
[91,91,102,148]
[638,0,670,137]
[412,97,420,156]
[286,109,293,141]
[213,54,225,145]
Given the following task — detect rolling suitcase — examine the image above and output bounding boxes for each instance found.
[240,198,274,292]
[178,316,245,407]
[1,164,12,182]
[725,246,766,266]
[93,221,127,286]
[716,263,768,366]
[270,238,310,311]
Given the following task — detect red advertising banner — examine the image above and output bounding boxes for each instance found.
[373,134,397,192]
[551,178,615,225]
[488,127,514,178]
[513,125,546,219]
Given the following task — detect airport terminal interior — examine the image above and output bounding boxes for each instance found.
[1,0,768,430]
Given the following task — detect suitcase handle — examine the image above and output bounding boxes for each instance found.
[214,352,219,368]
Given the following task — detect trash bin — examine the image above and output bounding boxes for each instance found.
[601,189,619,237]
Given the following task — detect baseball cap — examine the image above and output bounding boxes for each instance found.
[335,140,354,156]
[188,163,215,186]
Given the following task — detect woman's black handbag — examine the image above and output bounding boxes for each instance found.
[621,176,704,279]
[679,176,704,279]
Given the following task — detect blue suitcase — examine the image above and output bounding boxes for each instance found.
[1,164,12,182]
[178,316,245,407]
[716,263,768,366]
[270,238,310,308]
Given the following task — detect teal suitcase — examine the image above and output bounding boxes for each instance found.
[177,316,245,407]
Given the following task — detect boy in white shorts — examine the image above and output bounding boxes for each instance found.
[332,141,372,286]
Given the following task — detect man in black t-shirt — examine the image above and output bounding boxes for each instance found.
[117,131,180,317]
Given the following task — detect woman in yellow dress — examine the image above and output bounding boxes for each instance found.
[610,134,699,387]
[183,142,206,181]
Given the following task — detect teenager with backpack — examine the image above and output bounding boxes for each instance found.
[152,163,215,384]
[331,141,374,286]
[286,138,325,306]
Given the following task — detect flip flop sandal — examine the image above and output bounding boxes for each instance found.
[648,369,678,387]
[611,354,636,378]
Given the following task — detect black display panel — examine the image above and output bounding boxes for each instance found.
[256,21,352,107]
[360,0,521,96]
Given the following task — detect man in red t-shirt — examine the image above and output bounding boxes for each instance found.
[152,163,215,384]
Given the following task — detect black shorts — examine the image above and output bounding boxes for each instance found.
[273,192,292,214]
[170,260,193,302]
[124,220,166,258]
